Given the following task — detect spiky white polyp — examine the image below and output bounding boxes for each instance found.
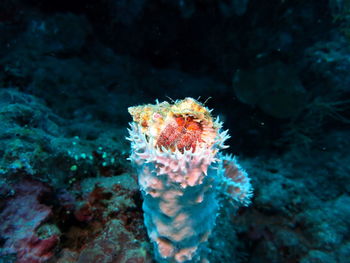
[217,154,253,207]
[128,118,252,263]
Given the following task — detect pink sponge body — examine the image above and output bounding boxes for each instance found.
[127,98,252,262]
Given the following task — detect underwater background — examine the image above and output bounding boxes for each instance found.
[0,0,350,262]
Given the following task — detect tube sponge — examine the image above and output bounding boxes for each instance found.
[127,98,253,263]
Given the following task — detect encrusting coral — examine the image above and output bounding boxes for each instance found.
[127,97,253,262]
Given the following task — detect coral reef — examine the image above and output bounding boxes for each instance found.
[0,1,349,263]
[55,174,153,263]
[0,88,152,262]
[0,180,58,263]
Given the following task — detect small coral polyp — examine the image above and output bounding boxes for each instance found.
[128,98,252,263]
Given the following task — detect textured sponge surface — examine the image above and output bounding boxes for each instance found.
[128,98,252,262]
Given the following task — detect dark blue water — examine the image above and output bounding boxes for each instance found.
[0,0,349,262]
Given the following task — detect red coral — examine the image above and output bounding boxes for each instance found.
[74,185,113,223]
[74,203,94,222]
[75,219,152,263]
[15,235,59,263]
[0,180,59,263]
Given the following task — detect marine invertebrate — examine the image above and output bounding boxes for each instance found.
[127,98,252,262]
[0,180,59,263]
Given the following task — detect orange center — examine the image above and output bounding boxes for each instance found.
[157,116,203,152]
